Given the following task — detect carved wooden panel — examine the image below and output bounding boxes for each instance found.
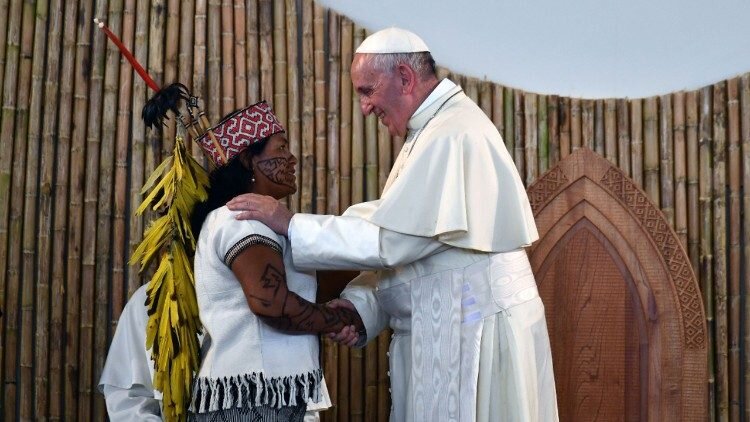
[527,148,707,422]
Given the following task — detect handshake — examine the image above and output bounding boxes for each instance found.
[325,298,363,347]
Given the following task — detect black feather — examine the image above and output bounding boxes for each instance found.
[142,83,192,129]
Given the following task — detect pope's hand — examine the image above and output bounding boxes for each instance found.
[226,193,294,236]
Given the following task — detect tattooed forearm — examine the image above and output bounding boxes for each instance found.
[256,157,296,188]
[246,264,363,334]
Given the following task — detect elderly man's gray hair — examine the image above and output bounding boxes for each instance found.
[364,52,436,79]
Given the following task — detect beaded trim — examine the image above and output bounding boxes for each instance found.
[224,234,282,266]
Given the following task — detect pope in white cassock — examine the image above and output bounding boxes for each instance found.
[228,27,559,422]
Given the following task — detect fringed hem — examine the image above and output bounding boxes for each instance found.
[189,368,323,414]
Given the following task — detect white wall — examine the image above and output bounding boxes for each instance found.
[317,0,750,99]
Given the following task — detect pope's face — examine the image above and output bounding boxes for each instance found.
[351,55,410,137]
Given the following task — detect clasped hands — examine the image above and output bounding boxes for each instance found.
[325,298,362,347]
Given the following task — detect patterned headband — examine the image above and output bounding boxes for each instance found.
[195,101,285,167]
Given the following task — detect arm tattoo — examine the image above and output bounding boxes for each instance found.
[247,263,363,334]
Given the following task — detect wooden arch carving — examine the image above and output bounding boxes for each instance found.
[526,148,707,421]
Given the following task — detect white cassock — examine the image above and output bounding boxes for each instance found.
[287,80,559,422]
[98,285,331,421]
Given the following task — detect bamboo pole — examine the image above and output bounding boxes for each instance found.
[513,90,525,179]
[272,0,286,123]
[465,78,479,103]
[245,0,259,103]
[65,2,96,418]
[339,338,352,422]
[163,0,179,153]
[377,124,391,192]
[0,0,23,414]
[300,0,314,213]
[581,99,594,150]
[712,81,729,422]
[538,95,548,174]
[673,92,688,250]
[604,99,617,164]
[503,87,514,157]
[524,93,538,184]
[547,95,559,167]
[92,2,124,419]
[179,0,194,99]
[49,1,78,417]
[741,73,750,422]
[285,0,300,212]
[178,0,195,162]
[35,0,63,417]
[360,335,374,422]
[19,0,46,417]
[659,94,674,227]
[594,100,604,154]
[192,0,207,162]
[365,112,377,199]
[348,336,362,421]
[559,97,571,158]
[570,98,581,151]
[616,99,630,176]
[64,1,95,419]
[79,1,109,418]
[685,90,700,272]
[112,0,137,325]
[234,0,247,107]
[726,77,741,422]
[351,26,364,205]
[207,0,221,122]
[630,99,644,188]
[480,80,492,119]
[643,97,660,205]
[258,0,273,102]
[313,3,326,213]
[0,0,10,101]
[492,85,504,155]
[698,86,715,421]
[323,334,339,422]
[339,17,353,210]
[327,11,340,213]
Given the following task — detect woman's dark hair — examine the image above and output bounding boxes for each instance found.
[190,137,269,236]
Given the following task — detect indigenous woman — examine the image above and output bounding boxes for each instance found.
[187,102,361,421]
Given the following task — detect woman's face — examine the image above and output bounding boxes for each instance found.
[247,133,298,199]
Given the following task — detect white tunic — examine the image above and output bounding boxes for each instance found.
[98,285,162,421]
[191,207,331,415]
[287,80,558,421]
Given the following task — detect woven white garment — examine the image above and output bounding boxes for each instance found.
[191,207,326,414]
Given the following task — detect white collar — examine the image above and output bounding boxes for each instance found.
[412,78,457,117]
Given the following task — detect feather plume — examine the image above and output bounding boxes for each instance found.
[142,83,193,129]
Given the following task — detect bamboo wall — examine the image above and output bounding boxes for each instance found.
[0,0,748,421]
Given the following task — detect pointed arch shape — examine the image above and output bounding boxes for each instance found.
[526,148,707,421]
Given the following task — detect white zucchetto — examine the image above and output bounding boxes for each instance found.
[355,27,430,54]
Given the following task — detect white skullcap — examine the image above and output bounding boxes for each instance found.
[355,27,430,54]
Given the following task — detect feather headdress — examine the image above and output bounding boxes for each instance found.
[95,18,208,422]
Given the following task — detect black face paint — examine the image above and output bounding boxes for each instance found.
[256,157,295,188]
